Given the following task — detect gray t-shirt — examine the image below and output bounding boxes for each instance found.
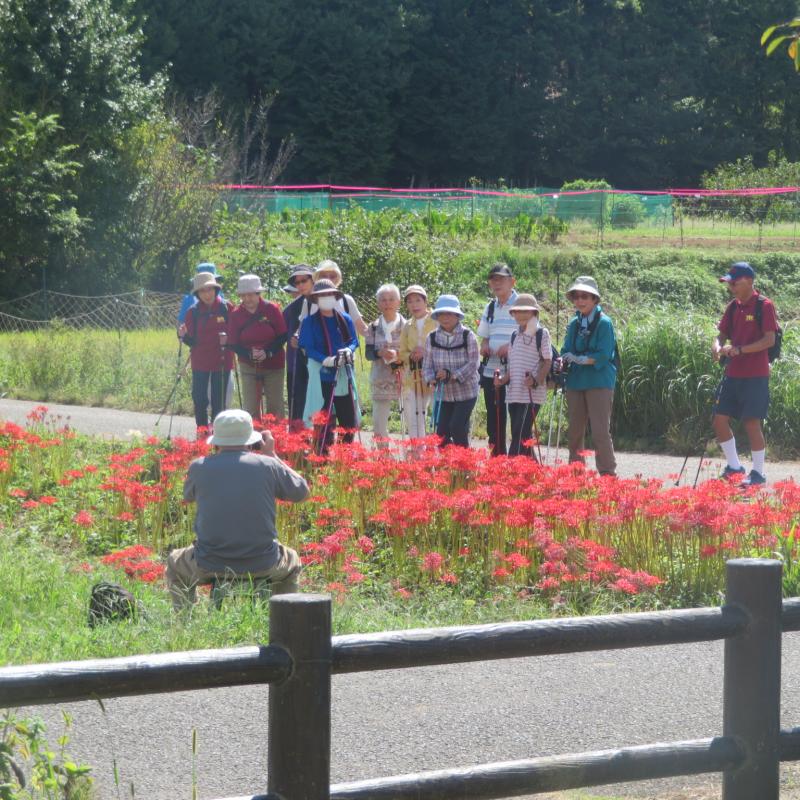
[183,450,309,573]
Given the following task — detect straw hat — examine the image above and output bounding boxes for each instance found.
[207,410,262,447]
[237,274,264,295]
[314,259,343,285]
[510,293,540,313]
[431,294,465,320]
[566,275,600,299]
[192,272,221,294]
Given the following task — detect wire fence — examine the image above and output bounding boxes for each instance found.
[0,289,380,333]
[220,185,800,250]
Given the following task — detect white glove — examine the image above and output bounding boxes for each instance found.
[338,348,353,365]
[572,355,590,366]
[322,356,337,368]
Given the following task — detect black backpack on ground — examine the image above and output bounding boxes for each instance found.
[88,581,143,628]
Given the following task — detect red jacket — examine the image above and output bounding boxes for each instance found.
[228,298,287,369]
[182,298,235,372]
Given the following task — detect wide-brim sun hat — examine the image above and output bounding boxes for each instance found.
[403,284,428,301]
[289,263,315,286]
[208,409,262,447]
[314,259,343,285]
[237,274,264,295]
[566,275,600,299]
[431,294,465,319]
[310,278,343,300]
[192,272,222,294]
[510,293,540,313]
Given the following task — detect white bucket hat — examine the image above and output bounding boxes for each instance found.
[192,272,221,294]
[208,409,262,447]
[237,274,264,295]
[566,275,600,300]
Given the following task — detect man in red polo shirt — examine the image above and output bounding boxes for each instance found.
[711,262,778,486]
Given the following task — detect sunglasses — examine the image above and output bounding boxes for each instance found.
[293,276,312,285]
[571,292,595,300]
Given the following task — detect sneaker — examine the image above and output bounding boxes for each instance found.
[720,465,746,480]
[741,469,767,487]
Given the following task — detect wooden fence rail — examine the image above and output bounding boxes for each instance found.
[0,558,798,799]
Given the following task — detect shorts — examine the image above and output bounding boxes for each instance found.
[714,376,769,421]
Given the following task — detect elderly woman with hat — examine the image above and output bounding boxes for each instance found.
[398,284,438,441]
[178,271,235,432]
[493,293,552,457]
[227,274,288,420]
[364,283,406,446]
[422,295,480,448]
[298,279,360,447]
[559,276,618,476]
[296,259,369,336]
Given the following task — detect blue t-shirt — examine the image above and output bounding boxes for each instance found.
[298,311,358,383]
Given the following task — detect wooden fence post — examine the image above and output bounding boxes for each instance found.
[268,594,332,800]
[722,558,782,800]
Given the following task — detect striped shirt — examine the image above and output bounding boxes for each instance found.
[505,324,552,405]
[477,291,519,377]
[422,323,480,402]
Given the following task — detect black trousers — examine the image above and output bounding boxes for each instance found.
[481,375,507,456]
[318,381,357,447]
[191,370,230,428]
[436,397,477,448]
[286,355,309,422]
[508,402,541,458]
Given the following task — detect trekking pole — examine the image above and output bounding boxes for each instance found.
[674,451,692,487]
[527,374,544,464]
[690,368,727,487]
[553,387,565,464]
[156,354,191,428]
[493,368,502,455]
[219,331,228,414]
[546,390,556,464]
[394,367,406,440]
[430,380,444,435]
[343,357,363,444]
[316,367,339,456]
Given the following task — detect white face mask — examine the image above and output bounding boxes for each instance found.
[317,295,337,311]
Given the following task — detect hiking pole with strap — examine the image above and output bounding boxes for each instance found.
[553,387,565,464]
[430,380,444,435]
[493,368,503,455]
[316,365,339,455]
[342,353,363,445]
[394,366,406,439]
[156,353,191,429]
[690,367,728,487]
[527,374,544,464]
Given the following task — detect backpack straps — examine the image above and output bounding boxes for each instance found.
[485,299,496,325]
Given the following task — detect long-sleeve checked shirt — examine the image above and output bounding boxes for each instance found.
[422,323,480,402]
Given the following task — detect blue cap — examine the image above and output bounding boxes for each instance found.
[720,262,755,282]
[196,262,217,275]
[431,294,465,320]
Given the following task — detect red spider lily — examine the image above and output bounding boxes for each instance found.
[73,510,94,527]
[8,488,28,498]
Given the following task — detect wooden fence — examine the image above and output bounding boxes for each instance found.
[2,558,800,799]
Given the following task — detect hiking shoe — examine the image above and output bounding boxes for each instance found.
[720,465,746,480]
[741,469,767,487]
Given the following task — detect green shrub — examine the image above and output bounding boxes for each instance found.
[610,195,646,229]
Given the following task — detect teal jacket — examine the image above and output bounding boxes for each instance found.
[561,306,617,391]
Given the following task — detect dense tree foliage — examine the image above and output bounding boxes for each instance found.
[134,0,800,188]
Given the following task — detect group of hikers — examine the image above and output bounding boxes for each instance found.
[166,258,779,608]
[175,257,779,485]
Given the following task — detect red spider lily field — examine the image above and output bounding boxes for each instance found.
[2,406,800,664]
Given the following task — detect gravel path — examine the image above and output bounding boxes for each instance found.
[3,397,800,799]
[1,397,798,483]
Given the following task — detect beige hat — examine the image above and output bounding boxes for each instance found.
[566,275,600,299]
[193,272,221,294]
[314,259,343,285]
[207,409,262,447]
[237,274,264,295]
[510,293,540,313]
[403,284,428,301]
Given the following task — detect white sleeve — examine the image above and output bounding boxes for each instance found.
[540,327,553,360]
[476,305,491,338]
[344,294,364,327]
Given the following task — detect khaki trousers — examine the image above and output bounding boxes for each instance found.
[239,362,285,420]
[166,542,302,610]
[566,387,617,476]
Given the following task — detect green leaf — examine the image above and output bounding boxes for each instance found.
[766,35,789,56]
[762,25,778,46]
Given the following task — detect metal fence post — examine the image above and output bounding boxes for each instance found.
[722,558,782,800]
[268,594,332,800]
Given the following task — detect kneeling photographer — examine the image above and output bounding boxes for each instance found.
[166,409,308,611]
